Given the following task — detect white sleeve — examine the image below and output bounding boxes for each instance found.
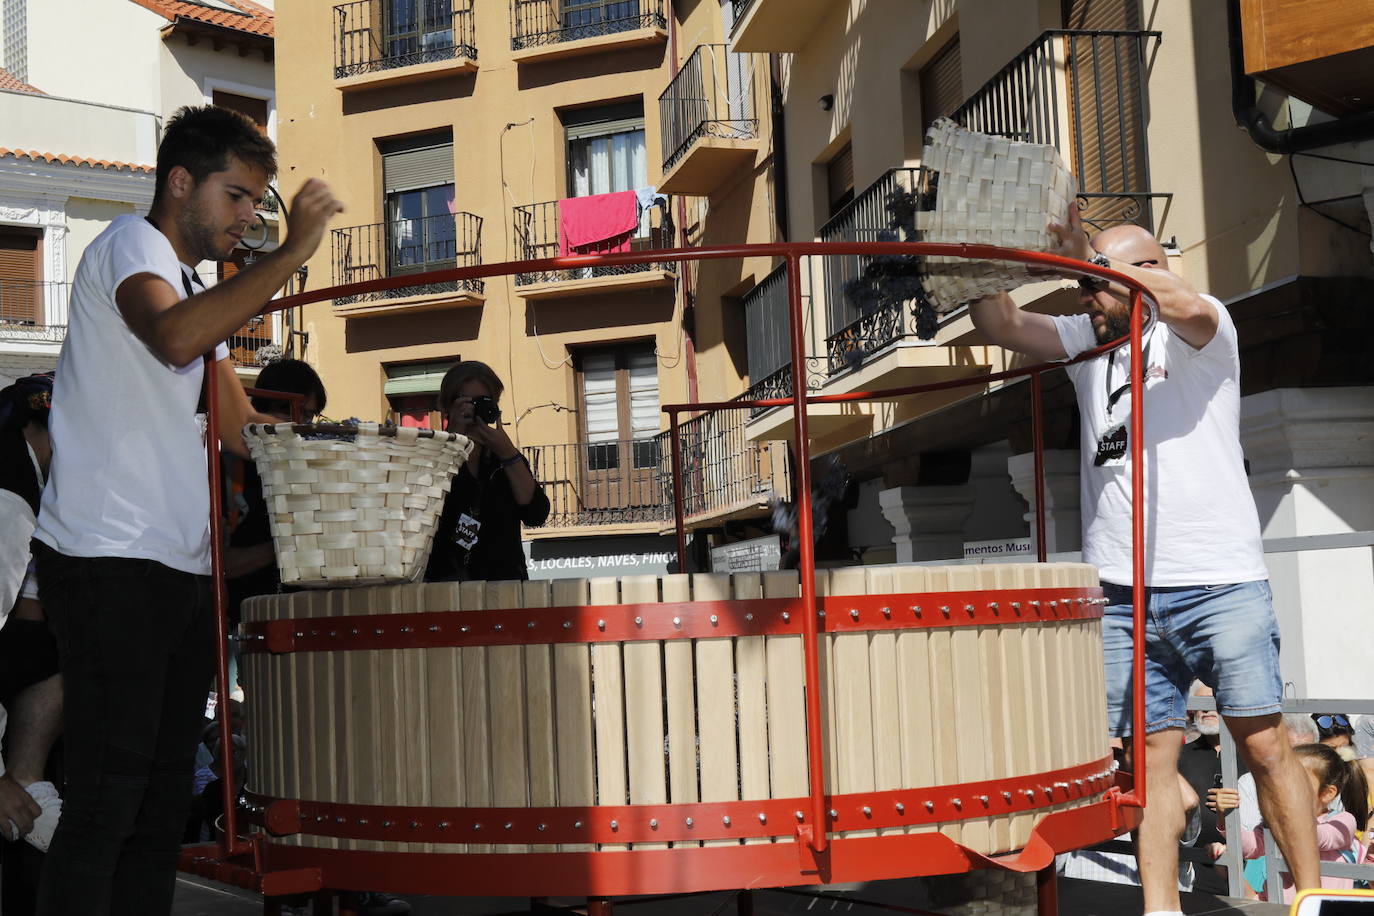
[215,342,230,361]
[0,490,36,621]
[107,221,183,306]
[1238,773,1261,832]
[1051,313,1098,360]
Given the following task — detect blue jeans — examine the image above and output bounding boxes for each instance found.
[1102,580,1282,736]
[34,543,215,916]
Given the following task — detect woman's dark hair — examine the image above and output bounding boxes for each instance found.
[437,361,504,414]
[154,105,277,203]
[251,359,327,418]
[0,372,53,434]
[1295,742,1370,831]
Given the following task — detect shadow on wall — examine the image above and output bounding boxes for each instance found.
[344,306,484,352]
[341,74,477,117]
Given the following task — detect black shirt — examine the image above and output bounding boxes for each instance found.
[426,450,550,582]
[1178,735,1228,894]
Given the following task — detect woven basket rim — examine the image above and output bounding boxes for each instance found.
[244,421,468,447]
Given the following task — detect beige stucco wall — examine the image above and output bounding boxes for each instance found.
[276,0,685,451]
[160,37,276,138]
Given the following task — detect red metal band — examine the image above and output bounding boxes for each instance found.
[246,754,1113,844]
[240,587,1104,654]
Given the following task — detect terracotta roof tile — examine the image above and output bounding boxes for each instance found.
[130,0,274,38]
[0,148,156,174]
[0,66,43,94]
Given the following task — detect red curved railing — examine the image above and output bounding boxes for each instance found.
[202,240,1157,877]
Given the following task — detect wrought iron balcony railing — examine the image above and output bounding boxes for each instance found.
[334,0,476,80]
[742,263,792,416]
[658,406,790,521]
[511,197,674,286]
[729,0,758,24]
[331,212,484,305]
[226,318,279,370]
[659,43,760,174]
[510,0,665,51]
[951,28,1166,231]
[0,280,68,344]
[524,438,669,528]
[818,167,921,374]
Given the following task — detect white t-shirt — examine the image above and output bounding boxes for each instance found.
[35,213,228,576]
[1052,297,1267,586]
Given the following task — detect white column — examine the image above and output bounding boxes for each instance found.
[878,484,976,563]
[1241,387,1374,699]
[1006,449,1082,557]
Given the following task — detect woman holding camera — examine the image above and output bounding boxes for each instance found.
[426,361,550,582]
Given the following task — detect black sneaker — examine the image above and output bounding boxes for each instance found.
[345,891,412,916]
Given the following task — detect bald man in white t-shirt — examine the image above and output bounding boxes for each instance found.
[969,203,1318,916]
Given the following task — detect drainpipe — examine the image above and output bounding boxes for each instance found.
[770,52,790,242]
[667,0,701,410]
[1227,0,1374,154]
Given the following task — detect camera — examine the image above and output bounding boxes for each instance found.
[471,395,501,424]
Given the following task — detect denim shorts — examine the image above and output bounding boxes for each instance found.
[1101,580,1283,736]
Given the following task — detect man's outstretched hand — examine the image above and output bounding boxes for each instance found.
[1044,196,1093,266]
[0,773,40,839]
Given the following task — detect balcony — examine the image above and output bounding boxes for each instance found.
[226,319,280,370]
[331,212,485,316]
[0,281,68,350]
[728,0,834,53]
[509,0,667,65]
[525,438,669,534]
[951,28,1167,232]
[658,44,762,196]
[511,197,675,299]
[333,0,477,92]
[659,406,790,529]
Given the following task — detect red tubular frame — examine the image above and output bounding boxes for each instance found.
[199,240,1156,892]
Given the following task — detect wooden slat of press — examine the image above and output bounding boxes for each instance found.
[1026,565,1067,822]
[342,587,381,852]
[1034,565,1069,781]
[762,571,806,839]
[368,586,407,853]
[239,597,266,802]
[550,578,594,853]
[892,565,935,837]
[972,565,1011,853]
[318,590,349,851]
[811,570,839,800]
[1017,566,1051,783]
[865,567,902,838]
[620,575,667,850]
[422,582,466,854]
[487,580,529,854]
[299,590,330,850]
[392,583,429,853]
[993,564,1034,850]
[923,567,960,844]
[946,565,991,854]
[692,573,739,848]
[660,574,699,849]
[459,580,492,854]
[1050,564,1085,779]
[278,593,304,848]
[1079,563,1110,762]
[521,580,557,853]
[828,568,876,840]
[588,577,628,851]
[732,573,769,846]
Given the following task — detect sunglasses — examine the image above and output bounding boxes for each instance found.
[1078,258,1160,292]
[1314,714,1351,731]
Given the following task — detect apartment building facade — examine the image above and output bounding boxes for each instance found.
[0,0,279,386]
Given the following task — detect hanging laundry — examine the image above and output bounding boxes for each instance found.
[559,190,639,256]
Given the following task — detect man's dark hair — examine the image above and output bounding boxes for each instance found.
[154,105,277,202]
[252,359,327,417]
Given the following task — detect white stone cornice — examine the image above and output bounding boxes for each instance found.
[0,159,155,209]
[1241,387,1374,478]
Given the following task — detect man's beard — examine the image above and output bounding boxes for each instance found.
[1095,305,1130,344]
[177,194,230,262]
[1196,717,1221,737]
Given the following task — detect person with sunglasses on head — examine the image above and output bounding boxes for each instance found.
[1313,714,1356,750]
[969,201,1318,916]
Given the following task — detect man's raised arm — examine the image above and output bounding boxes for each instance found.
[968,291,1068,363]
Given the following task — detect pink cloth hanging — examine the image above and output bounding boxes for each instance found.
[558,190,639,256]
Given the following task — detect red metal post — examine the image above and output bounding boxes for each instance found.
[204,355,250,857]
[1125,287,1148,809]
[1036,864,1058,915]
[784,253,829,854]
[1030,370,1048,563]
[669,410,688,570]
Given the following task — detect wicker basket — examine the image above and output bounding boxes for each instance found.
[916,118,1075,313]
[243,422,472,588]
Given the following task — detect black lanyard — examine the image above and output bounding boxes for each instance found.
[144,216,206,298]
[1104,336,1153,421]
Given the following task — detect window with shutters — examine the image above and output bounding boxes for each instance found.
[212,89,269,133]
[380,132,456,274]
[563,101,647,199]
[0,229,40,325]
[825,142,854,219]
[919,35,963,139]
[576,342,660,473]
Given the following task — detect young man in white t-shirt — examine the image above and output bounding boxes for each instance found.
[32,106,342,916]
[968,203,1318,916]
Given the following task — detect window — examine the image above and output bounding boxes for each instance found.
[380,132,456,274]
[919,35,963,139]
[826,142,854,219]
[0,228,40,325]
[563,101,647,199]
[561,0,641,34]
[385,0,455,58]
[212,89,269,134]
[384,359,458,429]
[577,343,660,471]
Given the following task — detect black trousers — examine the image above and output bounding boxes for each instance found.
[33,543,215,916]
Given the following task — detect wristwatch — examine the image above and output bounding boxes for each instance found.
[1087,252,1111,270]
